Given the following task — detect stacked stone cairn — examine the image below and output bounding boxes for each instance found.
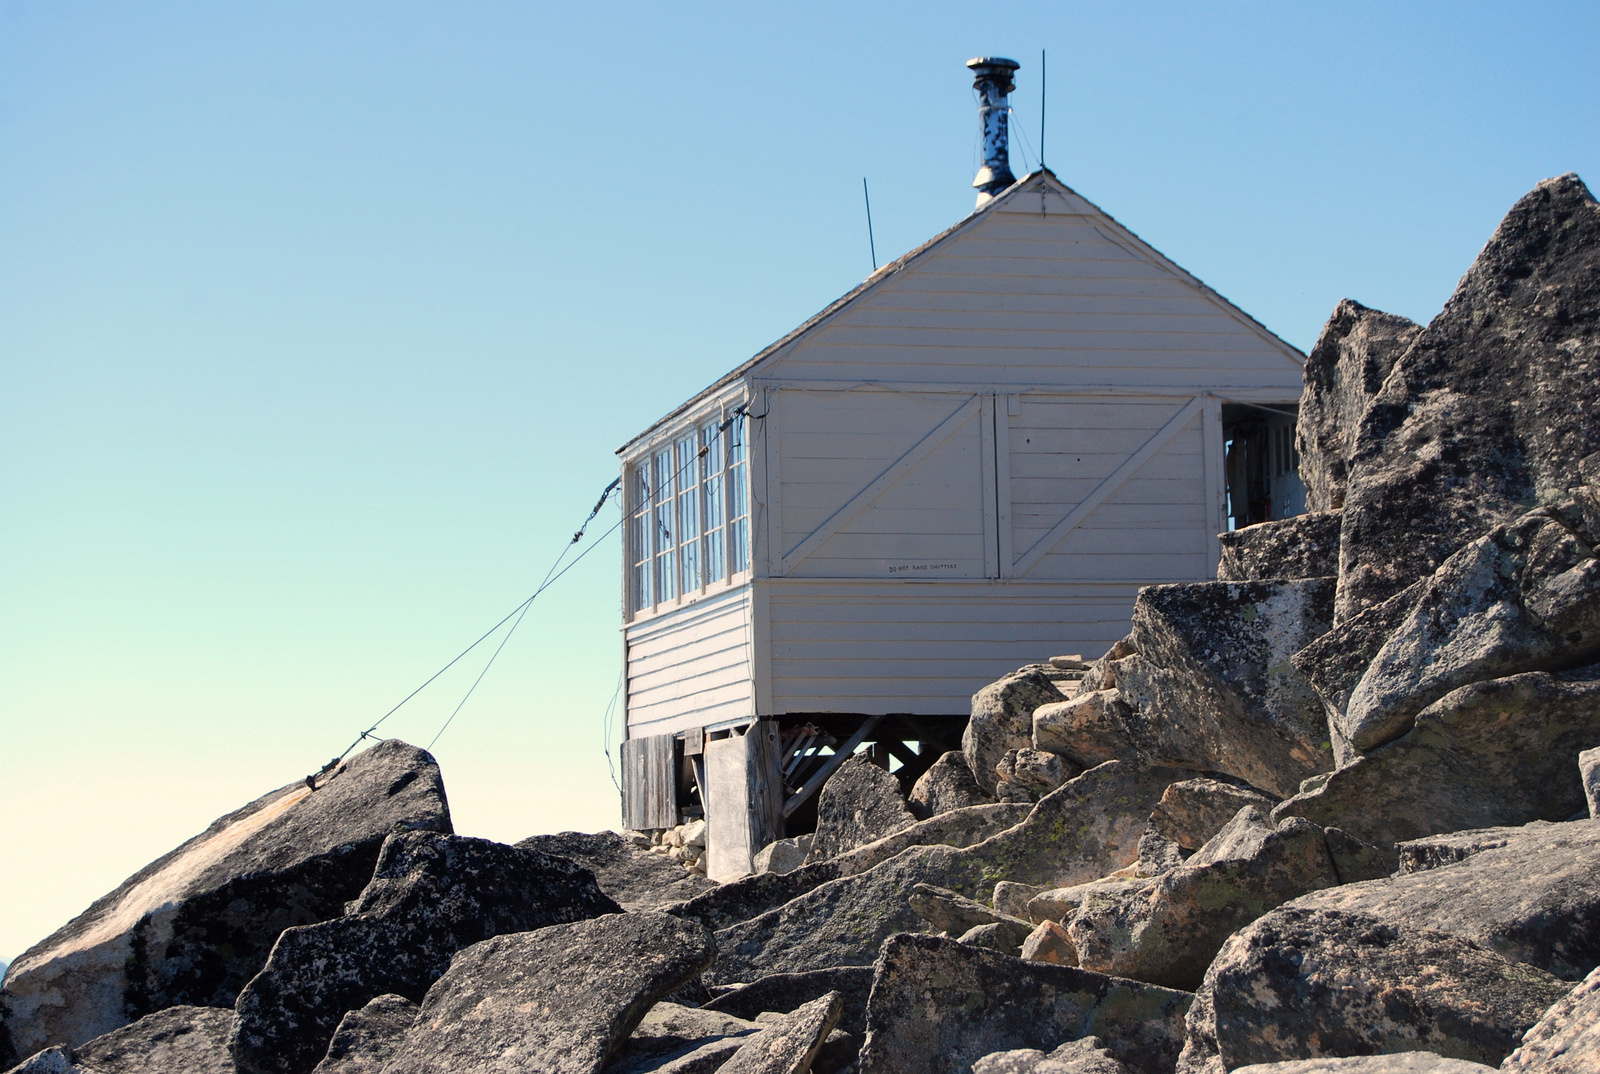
[3,175,1599,1074]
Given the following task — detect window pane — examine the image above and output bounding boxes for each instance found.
[654,448,676,602]
[731,516,749,574]
[703,421,726,583]
[631,559,650,612]
[677,435,701,593]
[729,461,747,519]
[727,413,749,575]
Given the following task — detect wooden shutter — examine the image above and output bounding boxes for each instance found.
[620,733,678,830]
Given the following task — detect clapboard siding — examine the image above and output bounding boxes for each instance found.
[845,292,1222,317]
[811,325,1283,352]
[769,361,1298,393]
[883,273,1225,299]
[765,579,1141,715]
[625,584,754,737]
[760,193,1298,391]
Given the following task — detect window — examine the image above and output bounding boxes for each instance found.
[628,410,750,616]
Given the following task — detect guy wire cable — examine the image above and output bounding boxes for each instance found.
[310,475,623,780]
[426,414,751,749]
[317,405,752,778]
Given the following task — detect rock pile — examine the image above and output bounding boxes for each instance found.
[3,175,1598,1074]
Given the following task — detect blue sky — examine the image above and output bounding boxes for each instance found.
[1,1,1595,961]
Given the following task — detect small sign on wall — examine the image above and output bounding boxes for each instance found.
[883,561,966,577]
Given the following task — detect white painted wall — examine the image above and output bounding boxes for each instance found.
[1004,393,1211,581]
[763,578,1142,715]
[624,582,754,738]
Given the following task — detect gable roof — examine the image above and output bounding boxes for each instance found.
[619,168,1304,455]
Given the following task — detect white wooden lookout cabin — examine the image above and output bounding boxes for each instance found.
[618,57,1307,875]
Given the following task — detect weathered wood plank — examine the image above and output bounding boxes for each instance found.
[748,719,785,851]
[625,584,753,732]
[882,271,1208,298]
[704,733,753,880]
[705,721,785,880]
[621,733,678,831]
[914,253,1171,279]
[777,357,1296,382]
[769,364,1306,392]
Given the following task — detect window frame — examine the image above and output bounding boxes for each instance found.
[625,403,753,622]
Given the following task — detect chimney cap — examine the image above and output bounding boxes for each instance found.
[966,56,1020,71]
[966,56,1020,91]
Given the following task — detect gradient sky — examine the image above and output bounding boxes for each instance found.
[2,1,1595,963]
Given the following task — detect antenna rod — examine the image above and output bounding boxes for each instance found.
[1040,49,1046,168]
[863,177,878,270]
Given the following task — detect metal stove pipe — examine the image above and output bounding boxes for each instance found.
[968,56,1021,207]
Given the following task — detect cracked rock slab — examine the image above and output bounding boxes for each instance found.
[0,740,450,1056]
[516,830,714,911]
[603,1002,761,1074]
[908,752,994,819]
[1503,963,1600,1072]
[1582,747,1600,818]
[310,994,417,1074]
[377,913,715,1074]
[908,884,1030,941]
[971,1037,1130,1074]
[1231,1056,1493,1073]
[229,831,621,1074]
[1174,907,1569,1073]
[1334,174,1600,623]
[857,934,1191,1074]
[1285,818,1600,981]
[965,667,1077,795]
[715,992,841,1074]
[4,1048,77,1073]
[1275,667,1600,845]
[1295,300,1422,516]
[71,1006,235,1074]
[665,803,1026,933]
[1068,808,1342,991]
[1336,510,1600,754]
[701,967,874,1037]
[1148,778,1278,852]
[1114,579,1337,797]
[1217,512,1344,582]
[708,762,1186,984]
[804,756,917,865]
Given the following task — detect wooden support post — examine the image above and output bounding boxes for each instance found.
[782,715,883,818]
[748,720,785,851]
[704,720,785,881]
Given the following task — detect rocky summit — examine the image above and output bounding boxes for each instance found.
[4,175,1600,1074]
